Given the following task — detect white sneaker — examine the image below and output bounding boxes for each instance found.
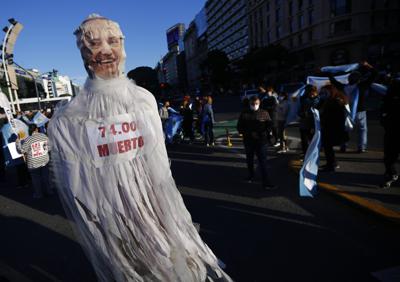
[277,149,287,154]
[273,142,281,148]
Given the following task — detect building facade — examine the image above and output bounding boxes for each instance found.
[183,8,209,92]
[248,0,400,76]
[206,0,249,61]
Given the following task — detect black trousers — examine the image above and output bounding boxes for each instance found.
[300,128,313,154]
[384,131,399,176]
[323,143,337,168]
[244,142,271,186]
[204,122,214,145]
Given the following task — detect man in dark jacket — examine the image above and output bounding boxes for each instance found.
[329,61,377,153]
[237,96,276,190]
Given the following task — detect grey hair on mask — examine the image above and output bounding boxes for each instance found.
[73,14,125,49]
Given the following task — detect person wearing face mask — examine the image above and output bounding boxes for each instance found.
[237,96,277,190]
[260,85,279,146]
[329,61,377,153]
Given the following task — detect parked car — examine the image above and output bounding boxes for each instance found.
[240,89,259,101]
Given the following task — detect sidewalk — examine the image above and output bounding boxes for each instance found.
[290,149,400,224]
[214,118,400,224]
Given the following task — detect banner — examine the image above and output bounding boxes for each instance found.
[370,83,387,96]
[32,111,50,127]
[321,63,359,74]
[285,85,306,126]
[299,108,321,197]
[165,108,183,144]
[307,74,350,91]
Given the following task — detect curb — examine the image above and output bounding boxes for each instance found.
[289,159,400,224]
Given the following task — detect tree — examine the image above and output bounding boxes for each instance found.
[127,66,159,94]
[237,44,296,85]
[201,50,231,89]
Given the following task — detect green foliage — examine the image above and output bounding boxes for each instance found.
[127,66,159,94]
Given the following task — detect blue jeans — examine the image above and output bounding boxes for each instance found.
[355,111,368,150]
[29,165,50,198]
[244,142,271,186]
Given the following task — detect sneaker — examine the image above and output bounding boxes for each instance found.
[206,144,210,147]
[277,149,287,154]
[211,142,215,147]
[263,184,278,190]
[245,176,254,183]
[381,174,398,189]
[273,142,281,148]
[33,194,43,199]
[319,164,339,172]
[357,149,367,154]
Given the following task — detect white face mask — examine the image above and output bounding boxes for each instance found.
[250,104,260,111]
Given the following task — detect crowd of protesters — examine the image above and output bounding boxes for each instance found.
[158,95,216,147]
[237,61,399,190]
[0,108,53,199]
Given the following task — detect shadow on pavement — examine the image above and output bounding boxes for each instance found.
[0,215,96,282]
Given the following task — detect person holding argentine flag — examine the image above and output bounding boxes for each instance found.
[328,61,378,153]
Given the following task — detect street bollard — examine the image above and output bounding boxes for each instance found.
[226,128,233,147]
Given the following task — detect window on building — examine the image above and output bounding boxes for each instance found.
[308,29,313,41]
[267,30,271,44]
[384,0,389,8]
[330,19,352,34]
[371,0,376,10]
[309,0,313,6]
[276,0,282,7]
[308,9,314,24]
[299,14,305,28]
[267,14,270,27]
[298,33,303,45]
[289,1,293,16]
[289,37,294,48]
[384,13,389,27]
[276,8,282,22]
[330,0,352,17]
[276,25,281,39]
[298,0,303,10]
[266,1,270,11]
[289,19,294,32]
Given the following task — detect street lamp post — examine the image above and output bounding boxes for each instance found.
[1,23,16,113]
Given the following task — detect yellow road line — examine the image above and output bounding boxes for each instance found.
[288,159,400,224]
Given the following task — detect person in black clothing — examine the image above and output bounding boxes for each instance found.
[380,78,400,188]
[328,61,377,153]
[320,85,349,172]
[260,86,279,145]
[180,100,194,143]
[298,85,320,156]
[237,96,276,190]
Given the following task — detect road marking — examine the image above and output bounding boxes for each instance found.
[289,160,400,224]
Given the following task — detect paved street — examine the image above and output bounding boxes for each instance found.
[1,96,400,282]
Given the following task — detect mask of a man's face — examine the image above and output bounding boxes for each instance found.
[75,16,126,80]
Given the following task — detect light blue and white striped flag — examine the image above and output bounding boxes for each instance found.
[299,108,321,197]
[321,63,359,74]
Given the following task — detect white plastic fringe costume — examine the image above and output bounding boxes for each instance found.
[48,15,232,282]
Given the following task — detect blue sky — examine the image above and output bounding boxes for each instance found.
[1,0,205,84]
